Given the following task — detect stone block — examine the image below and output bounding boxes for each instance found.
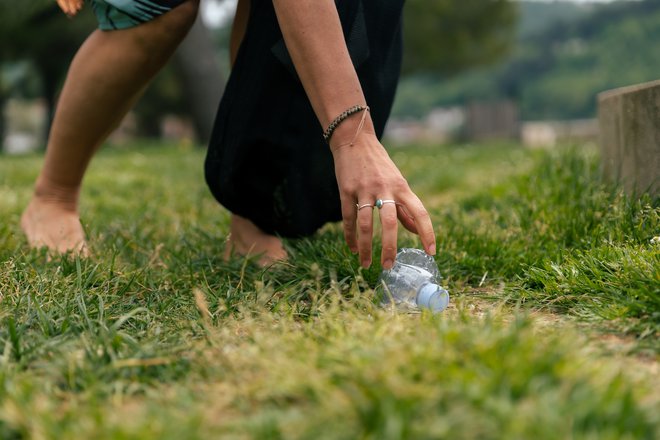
[598,80,660,197]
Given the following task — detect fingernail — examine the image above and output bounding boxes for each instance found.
[362,259,371,269]
[383,259,393,270]
[350,247,358,254]
[428,244,436,255]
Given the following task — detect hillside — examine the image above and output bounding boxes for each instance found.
[393,0,660,121]
[517,0,593,38]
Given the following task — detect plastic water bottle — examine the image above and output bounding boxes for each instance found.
[379,248,449,313]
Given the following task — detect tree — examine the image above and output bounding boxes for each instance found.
[0,1,223,145]
[0,2,93,144]
[403,0,518,75]
[395,0,660,120]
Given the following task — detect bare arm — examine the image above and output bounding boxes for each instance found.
[272,0,436,269]
[272,1,368,130]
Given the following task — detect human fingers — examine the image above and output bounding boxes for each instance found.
[356,198,375,268]
[56,0,72,16]
[56,0,83,16]
[398,193,436,255]
[377,200,398,269]
[396,203,418,234]
[341,195,359,254]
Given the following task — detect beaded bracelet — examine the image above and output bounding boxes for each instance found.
[323,105,370,143]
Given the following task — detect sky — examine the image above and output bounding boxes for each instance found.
[201,0,237,27]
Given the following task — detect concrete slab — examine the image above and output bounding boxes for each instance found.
[598,79,660,197]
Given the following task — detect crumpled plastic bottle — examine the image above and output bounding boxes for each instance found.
[379,248,449,313]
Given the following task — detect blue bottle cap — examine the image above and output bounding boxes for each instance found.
[417,283,449,313]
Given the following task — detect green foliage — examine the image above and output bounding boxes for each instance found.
[0,3,96,144]
[403,0,518,75]
[0,1,55,40]
[517,1,660,119]
[516,0,593,39]
[0,3,94,67]
[0,2,187,139]
[395,0,660,120]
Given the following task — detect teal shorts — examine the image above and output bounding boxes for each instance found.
[88,0,188,30]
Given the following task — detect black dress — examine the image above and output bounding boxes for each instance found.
[205,0,404,238]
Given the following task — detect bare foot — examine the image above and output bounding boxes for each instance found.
[20,197,88,256]
[224,214,287,266]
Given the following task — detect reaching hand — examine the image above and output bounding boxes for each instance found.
[331,132,436,269]
[56,0,84,17]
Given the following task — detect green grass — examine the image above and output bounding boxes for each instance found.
[0,141,658,439]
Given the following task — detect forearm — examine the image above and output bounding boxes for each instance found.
[274,0,436,266]
[271,0,375,142]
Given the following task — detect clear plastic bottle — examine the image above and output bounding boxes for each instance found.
[379,248,449,313]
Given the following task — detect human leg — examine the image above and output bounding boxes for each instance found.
[219,0,288,266]
[224,214,288,266]
[21,0,200,254]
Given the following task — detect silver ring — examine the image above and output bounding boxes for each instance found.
[356,203,374,211]
[375,199,396,209]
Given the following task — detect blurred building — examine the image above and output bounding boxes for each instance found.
[2,98,198,153]
[385,101,600,148]
[2,98,46,154]
[521,119,599,148]
[464,100,519,141]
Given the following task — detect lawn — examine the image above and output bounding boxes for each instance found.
[0,140,658,439]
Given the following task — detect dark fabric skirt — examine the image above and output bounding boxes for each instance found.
[205,0,404,238]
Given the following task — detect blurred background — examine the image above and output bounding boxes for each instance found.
[1,0,658,154]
